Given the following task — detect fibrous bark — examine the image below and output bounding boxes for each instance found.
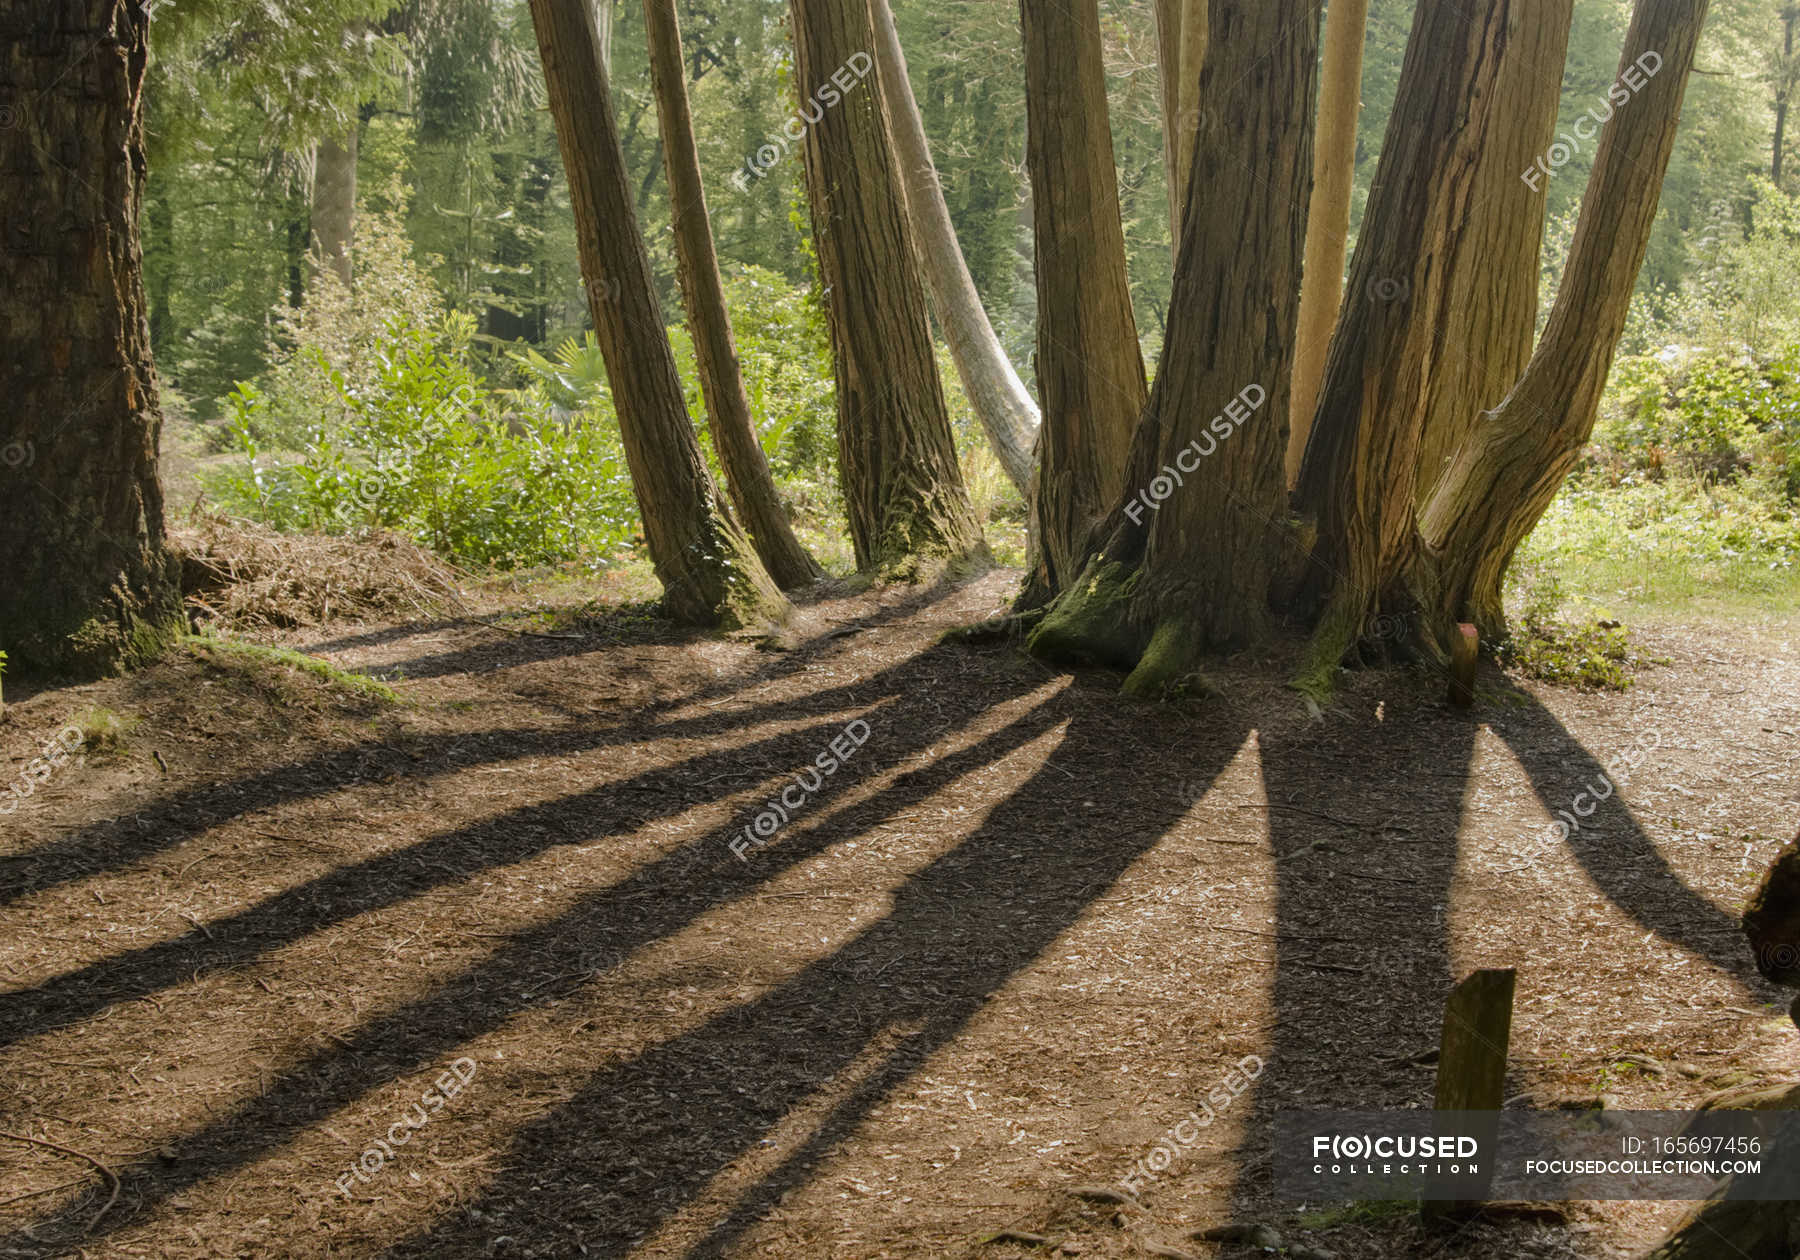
[643,0,822,591]
[1019,0,1148,604]
[1029,0,1319,695]
[1419,0,1710,640]
[527,0,787,629]
[869,0,1039,496]
[789,0,986,575]
[1285,0,1369,489]
[1292,0,1571,684]
[0,0,183,677]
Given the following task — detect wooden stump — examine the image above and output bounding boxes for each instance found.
[1448,623,1479,708]
[1422,967,1515,1225]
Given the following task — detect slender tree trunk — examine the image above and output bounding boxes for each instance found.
[643,0,822,590]
[311,128,358,288]
[1029,0,1319,695]
[788,0,986,574]
[1019,0,1148,604]
[526,0,787,629]
[1774,6,1794,187]
[0,0,182,677]
[1291,0,1570,684]
[868,0,1039,496]
[595,0,613,75]
[1285,0,1368,489]
[1153,0,1208,237]
[1419,0,1711,640]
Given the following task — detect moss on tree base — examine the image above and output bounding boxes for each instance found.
[1025,559,1147,673]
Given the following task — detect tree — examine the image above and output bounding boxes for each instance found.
[1285,0,1368,488]
[1416,0,1711,640]
[1019,0,1148,603]
[641,0,822,590]
[312,130,359,286]
[1028,0,1319,693]
[1293,0,1572,682]
[869,0,1039,496]
[526,0,787,628]
[788,0,986,574]
[1152,0,1207,236]
[0,0,185,678]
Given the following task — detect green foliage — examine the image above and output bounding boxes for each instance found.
[1500,569,1635,691]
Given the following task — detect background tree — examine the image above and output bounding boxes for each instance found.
[642,0,821,590]
[0,0,184,676]
[787,0,985,573]
[870,0,1039,496]
[527,0,787,628]
[1286,0,1369,488]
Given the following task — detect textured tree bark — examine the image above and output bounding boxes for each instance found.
[788,0,985,575]
[643,0,822,591]
[1028,0,1318,695]
[1419,0,1711,640]
[1291,0,1570,686]
[0,0,183,677]
[1019,0,1148,604]
[311,128,358,288]
[527,0,787,629]
[1153,0,1208,237]
[868,0,1039,496]
[1285,0,1368,489]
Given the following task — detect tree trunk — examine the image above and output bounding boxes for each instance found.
[1419,0,1711,641]
[1153,0,1208,237]
[526,0,787,629]
[1291,0,1571,685]
[1284,0,1368,489]
[868,0,1039,496]
[1028,0,1319,695]
[1019,0,1148,604]
[643,0,823,591]
[788,0,986,575]
[311,128,358,288]
[0,0,183,677]
[1774,7,1794,188]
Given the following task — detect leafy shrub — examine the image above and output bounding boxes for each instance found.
[1500,568,1634,691]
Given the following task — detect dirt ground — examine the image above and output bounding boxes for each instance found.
[0,567,1795,1260]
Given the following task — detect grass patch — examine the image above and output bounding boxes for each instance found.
[1293,1199,1417,1230]
[68,706,140,753]
[185,635,401,704]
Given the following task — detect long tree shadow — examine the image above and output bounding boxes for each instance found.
[0,641,1046,1052]
[0,583,956,912]
[380,703,1256,1258]
[1,649,1088,1254]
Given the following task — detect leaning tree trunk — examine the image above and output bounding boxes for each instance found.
[1284,0,1369,489]
[1419,0,1711,641]
[1028,0,1318,696]
[1291,0,1571,687]
[868,0,1039,496]
[0,0,183,677]
[527,0,787,629]
[642,0,822,591]
[311,128,358,288]
[1019,0,1148,605]
[789,0,986,575]
[1153,0,1208,238]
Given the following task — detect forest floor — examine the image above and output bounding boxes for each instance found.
[0,562,1796,1260]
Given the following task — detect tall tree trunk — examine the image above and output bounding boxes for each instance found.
[1291,0,1571,685]
[1775,6,1794,187]
[526,0,787,629]
[788,0,986,575]
[1285,0,1369,489]
[1153,0,1208,237]
[595,0,613,75]
[868,0,1039,496]
[1019,0,1148,604]
[311,128,358,288]
[1029,0,1319,695]
[643,0,822,590]
[0,0,182,677]
[1419,0,1711,640]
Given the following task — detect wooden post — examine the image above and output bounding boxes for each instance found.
[1423,967,1515,1224]
[1448,622,1478,707]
